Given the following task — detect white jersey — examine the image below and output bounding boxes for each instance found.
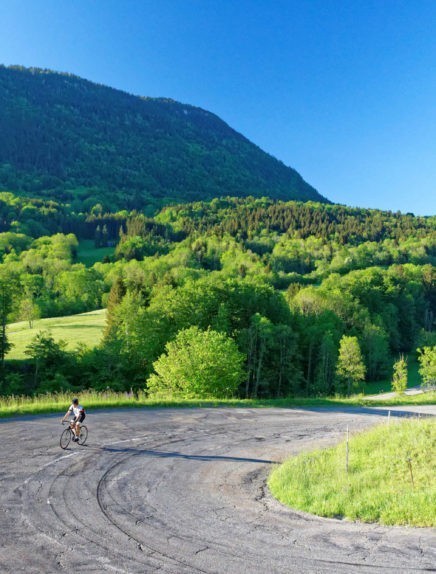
[68,404,84,417]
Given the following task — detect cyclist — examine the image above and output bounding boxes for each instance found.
[62,398,86,442]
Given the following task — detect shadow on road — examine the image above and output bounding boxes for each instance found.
[97,445,274,464]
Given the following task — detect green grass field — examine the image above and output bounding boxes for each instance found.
[76,239,114,266]
[268,418,436,527]
[6,309,107,359]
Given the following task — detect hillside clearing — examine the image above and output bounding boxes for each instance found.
[6,309,106,359]
[76,239,115,266]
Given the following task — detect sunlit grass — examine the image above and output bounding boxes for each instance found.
[6,309,106,359]
[268,418,436,527]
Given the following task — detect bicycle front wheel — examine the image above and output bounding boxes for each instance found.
[78,425,88,445]
[60,428,72,449]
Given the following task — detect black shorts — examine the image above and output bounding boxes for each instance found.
[74,412,86,423]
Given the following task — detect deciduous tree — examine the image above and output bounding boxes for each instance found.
[391,355,407,393]
[336,335,366,396]
[417,346,436,389]
[148,326,245,399]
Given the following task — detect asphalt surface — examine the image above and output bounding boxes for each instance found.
[0,406,435,573]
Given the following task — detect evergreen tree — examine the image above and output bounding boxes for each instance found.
[101,224,109,247]
[104,277,127,338]
[94,225,102,248]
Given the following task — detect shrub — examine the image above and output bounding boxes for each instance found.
[147,326,245,398]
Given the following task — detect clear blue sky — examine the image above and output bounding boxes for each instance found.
[1,0,435,214]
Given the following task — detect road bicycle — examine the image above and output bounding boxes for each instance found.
[60,420,88,449]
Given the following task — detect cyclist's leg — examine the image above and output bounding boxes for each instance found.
[71,417,79,439]
[74,413,85,438]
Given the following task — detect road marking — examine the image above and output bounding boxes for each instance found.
[23,452,78,485]
[102,436,147,447]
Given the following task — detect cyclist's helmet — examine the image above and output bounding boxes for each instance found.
[72,397,79,405]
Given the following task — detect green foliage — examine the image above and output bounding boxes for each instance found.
[417,346,436,389]
[239,314,300,398]
[148,326,245,399]
[269,419,436,527]
[0,191,434,399]
[72,343,142,393]
[314,331,337,395]
[391,355,408,393]
[336,335,366,396]
[18,297,40,328]
[361,323,390,381]
[0,269,18,385]
[55,266,105,313]
[159,197,434,248]
[24,330,72,391]
[0,231,32,260]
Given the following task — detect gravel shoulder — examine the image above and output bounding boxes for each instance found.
[0,406,435,573]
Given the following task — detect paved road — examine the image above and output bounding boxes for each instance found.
[0,407,435,573]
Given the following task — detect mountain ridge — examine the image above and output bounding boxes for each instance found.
[0,65,328,211]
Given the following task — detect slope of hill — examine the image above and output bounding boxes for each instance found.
[0,65,327,211]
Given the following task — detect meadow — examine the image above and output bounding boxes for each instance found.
[76,239,114,266]
[268,418,436,527]
[6,309,106,359]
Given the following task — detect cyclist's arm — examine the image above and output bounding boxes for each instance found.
[61,407,72,422]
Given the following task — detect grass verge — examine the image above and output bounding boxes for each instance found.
[268,418,436,527]
[0,389,435,419]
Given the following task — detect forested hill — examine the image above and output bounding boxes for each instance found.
[0,65,326,211]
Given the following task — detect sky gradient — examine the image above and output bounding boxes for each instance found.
[1,0,435,214]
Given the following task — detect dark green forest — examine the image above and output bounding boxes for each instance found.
[1,192,434,398]
[0,65,325,211]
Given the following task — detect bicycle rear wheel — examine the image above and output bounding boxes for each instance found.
[60,428,72,449]
[78,425,88,445]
